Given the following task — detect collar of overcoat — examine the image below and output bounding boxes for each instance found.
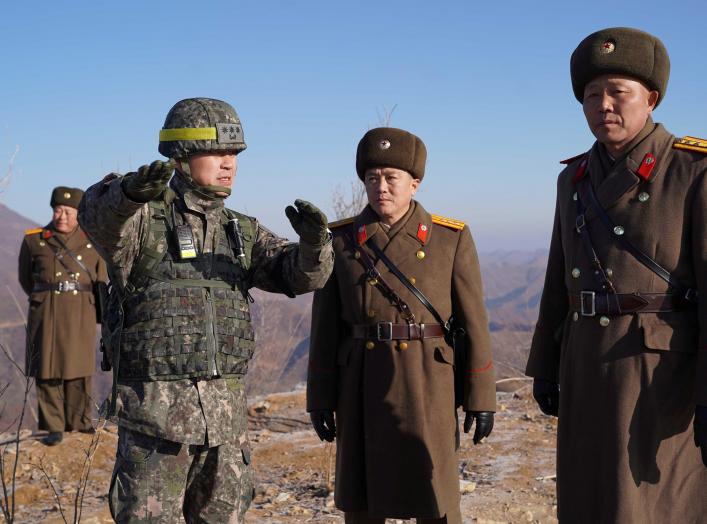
[583,123,674,219]
[353,200,433,272]
[44,223,89,252]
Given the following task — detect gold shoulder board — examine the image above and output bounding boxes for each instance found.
[328,217,355,229]
[431,214,465,231]
[24,227,43,235]
[674,136,707,154]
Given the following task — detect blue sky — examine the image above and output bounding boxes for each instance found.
[1,0,705,250]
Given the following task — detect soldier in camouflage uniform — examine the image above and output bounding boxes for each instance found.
[78,98,334,523]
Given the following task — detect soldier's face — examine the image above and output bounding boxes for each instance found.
[582,75,659,154]
[188,152,238,195]
[364,167,420,225]
[52,205,79,233]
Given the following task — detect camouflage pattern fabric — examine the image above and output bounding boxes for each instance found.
[109,388,253,523]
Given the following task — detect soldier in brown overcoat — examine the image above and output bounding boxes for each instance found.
[18,187,108,445]
[526,27,707,522]
[307,128,496,523]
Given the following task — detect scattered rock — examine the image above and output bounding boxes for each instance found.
[273,492,292,504]
[460,480,477,494]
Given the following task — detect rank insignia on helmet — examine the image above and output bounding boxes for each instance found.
[417,223,429,243]
[216,123,244,144]
[636,153,657,180]
[673,136,707,154]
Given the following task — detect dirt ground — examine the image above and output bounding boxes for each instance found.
[0,387,557,523]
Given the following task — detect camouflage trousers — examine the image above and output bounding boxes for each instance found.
[109,427,253,523]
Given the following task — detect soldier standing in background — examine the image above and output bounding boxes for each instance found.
[526,27,707,522]
[79,97,333,523]
[18,186,108,446]
[307,127,495,523]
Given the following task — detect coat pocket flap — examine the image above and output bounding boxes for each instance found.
[641,314,697,353]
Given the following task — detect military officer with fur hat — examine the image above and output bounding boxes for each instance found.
[307,127,496,523]
[19,187,108,446]
[79,98,333,523]
[526,27,707,522]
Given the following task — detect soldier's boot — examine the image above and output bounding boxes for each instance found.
[42,432,63,446]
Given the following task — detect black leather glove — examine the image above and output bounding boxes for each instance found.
[285,199,330,246]
[464,411,494,445]
[695,405,707,467]
[310,409,336,442]
[121,160,175,203]
[533,378,560,417]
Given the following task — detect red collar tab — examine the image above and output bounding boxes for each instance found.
[416,223,429,244]
[636,153,656,180]
[42,229,53,239]
[571,157,589,184]
[357,225,367,245]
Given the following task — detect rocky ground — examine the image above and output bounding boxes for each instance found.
[0,385,557,523]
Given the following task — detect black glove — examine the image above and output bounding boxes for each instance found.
[695,405,707,467]
[464,411,494,445]
[533,378,560,417]
[121,160,175,203]
[310,409,336,442]
[285,199,330,246]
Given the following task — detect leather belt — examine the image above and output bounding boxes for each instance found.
[569,292,690,317]
[33,282,92,293]
[353,322,445,341]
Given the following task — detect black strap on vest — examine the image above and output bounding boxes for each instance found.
[578,176,699,303]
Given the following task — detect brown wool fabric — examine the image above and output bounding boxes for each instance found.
[356,127,427,180]
[50,186,84,209]
[571,27,670,106]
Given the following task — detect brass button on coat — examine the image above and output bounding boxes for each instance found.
[605,268,613,278]
[613,226,625,236]
[599,316,610,327]
[365,341,375,350]
[368,278,378,286]
[409,277,416,284]
[398,342,409,350]
[354,251,361,259]
[55,271,62,277]
[638,192,650,202]
[416,250,425,260]
[367,309,376,318]
[573,312,579,321]
[571,268,581,278]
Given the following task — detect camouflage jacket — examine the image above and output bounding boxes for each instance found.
[78,172,333,445]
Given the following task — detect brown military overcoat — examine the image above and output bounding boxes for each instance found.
[18,225,108,379]
[526,124,707,523]
[307,201,496,519]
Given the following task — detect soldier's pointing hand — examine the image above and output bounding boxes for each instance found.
[122,159,175,203]
[285,200,330,246]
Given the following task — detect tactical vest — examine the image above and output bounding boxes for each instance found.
[108,190,257,381]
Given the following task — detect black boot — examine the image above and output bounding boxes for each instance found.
[41,432,63,446]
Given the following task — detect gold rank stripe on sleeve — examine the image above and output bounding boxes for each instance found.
[673,136,707,154]
[328,217,355,229]
[24,227,43,236]
[431,214,465,230]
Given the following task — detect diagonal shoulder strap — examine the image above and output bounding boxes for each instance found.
[578,176,698,303]
[51,234,96,282]
[365,240,449,330]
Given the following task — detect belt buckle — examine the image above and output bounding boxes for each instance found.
[58,281,77,292]
[377,322,393,341]
[580,291,596,317]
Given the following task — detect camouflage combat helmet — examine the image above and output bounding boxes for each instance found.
[158,98,246,159]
